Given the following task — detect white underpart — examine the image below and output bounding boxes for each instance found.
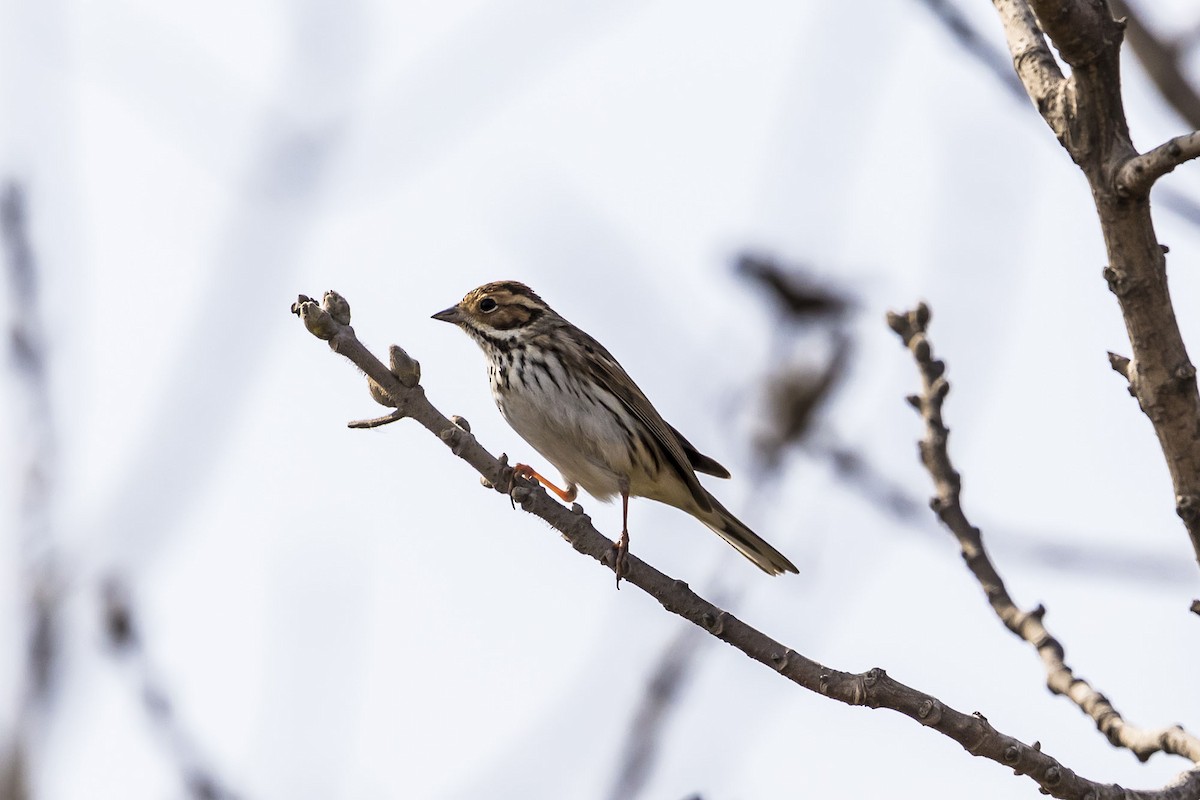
[490,347,696,511]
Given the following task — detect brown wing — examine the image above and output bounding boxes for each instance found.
[667,422,731,478]
[579,333,714,513]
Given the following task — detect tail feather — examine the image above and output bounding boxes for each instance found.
[701,493,798,576]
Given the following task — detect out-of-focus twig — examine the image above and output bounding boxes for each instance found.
[1,181,59,800]
[102,580,243,800]
[915,0,1027,99]
[889,302,1200,766]
[736,254,852,323]
[1109,0,1200,130]
[605,625,707,800]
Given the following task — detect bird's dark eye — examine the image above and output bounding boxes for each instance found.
[479,297,498,312]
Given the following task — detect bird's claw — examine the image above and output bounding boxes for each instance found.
[612,529,630,588]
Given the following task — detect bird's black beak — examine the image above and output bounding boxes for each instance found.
[431,305,461,324]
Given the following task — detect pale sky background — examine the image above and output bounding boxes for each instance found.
[2,1,1200,798]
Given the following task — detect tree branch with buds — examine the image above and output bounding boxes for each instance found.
[889,304,1200,776]
[293,290,1195,799]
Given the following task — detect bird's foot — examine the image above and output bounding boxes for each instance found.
[512,463,578,503]
[612,529,630,588]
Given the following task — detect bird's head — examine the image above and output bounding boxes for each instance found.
[432,281,552,341]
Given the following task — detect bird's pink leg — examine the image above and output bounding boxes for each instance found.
[613,479,631,587]
[512,463,578,503]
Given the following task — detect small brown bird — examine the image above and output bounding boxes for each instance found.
[433,281,797,580]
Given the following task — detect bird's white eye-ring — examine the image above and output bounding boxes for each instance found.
[479,297,498,312]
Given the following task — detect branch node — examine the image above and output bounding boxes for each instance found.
[510,485,531,503]
[322,290,351,325]
[292,295,339,339]
[914,301,931,328]
[479,475,494,490]
[1107,351,1132,379]
[905,393,921,410]
[912,335,932,362]
[1173,361,1197,387]
[450,415,471,433]
[439,426,472,456]
[1102,265,1130,296]
[1175,494,1200,522]
[917,698,943,726]
[386,344,422,388]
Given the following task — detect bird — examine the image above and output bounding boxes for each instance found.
[432,280,798,582]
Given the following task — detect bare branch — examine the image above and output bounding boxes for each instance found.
[990,0,1068,137]
[295,291,1200,799]
[991,0,1200,571]
[1117,130,1200,196]
[889,303,1200,768]
[1026,0,1124,68]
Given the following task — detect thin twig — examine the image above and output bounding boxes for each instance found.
[347,409,406,429]
[294,290,1200,800]
[1117,130,1200,197]
[888,302,1200,768]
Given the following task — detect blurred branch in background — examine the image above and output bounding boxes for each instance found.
[1,182,59,800]
[605,623,707,800]
[1,183,242,800]
[915,0,1027,99]
[101,581,242,800]
[1109,0,1200,130]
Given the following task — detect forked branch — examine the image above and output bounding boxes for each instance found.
[294,290,1197,799]
[991,0,1200,571]
[888,303,1200,774]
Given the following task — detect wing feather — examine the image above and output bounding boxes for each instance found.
[578,332,713,513]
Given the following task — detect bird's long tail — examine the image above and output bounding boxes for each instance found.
[699,492,798,576]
